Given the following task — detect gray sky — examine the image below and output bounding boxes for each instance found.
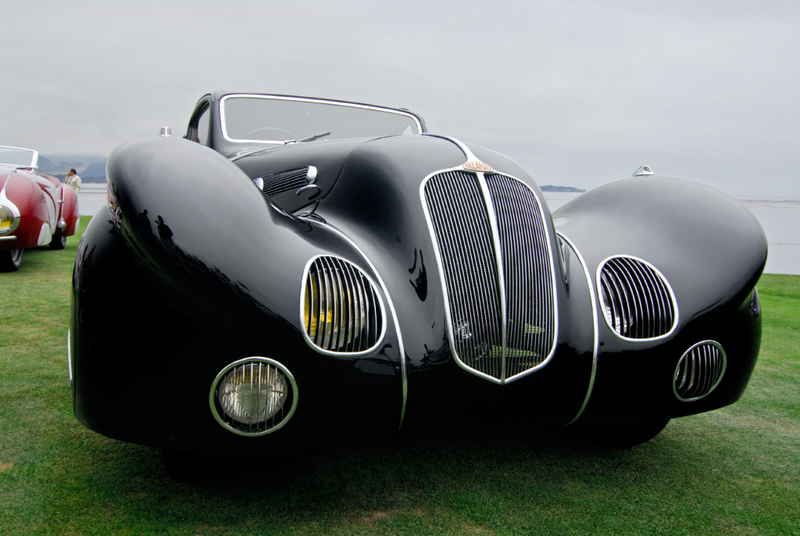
[3,0,799,196]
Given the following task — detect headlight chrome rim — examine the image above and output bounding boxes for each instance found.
[0,203,21,235]
[209,357,298,437]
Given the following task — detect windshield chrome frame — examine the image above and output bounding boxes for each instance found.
[218,94,423,145]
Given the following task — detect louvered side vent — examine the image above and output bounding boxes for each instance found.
[598,256,677,340]
[260,168,310,197]
[674,341,726,401]
[423,171,557,383]
[303,256,384,354]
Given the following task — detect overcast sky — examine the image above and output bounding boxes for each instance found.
[3,0,798,196]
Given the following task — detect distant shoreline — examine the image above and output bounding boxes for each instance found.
[540,185,586,193]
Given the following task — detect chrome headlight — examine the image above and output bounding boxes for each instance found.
[0,203,20,235]
[301,255,385,355]
[209,357,298,436]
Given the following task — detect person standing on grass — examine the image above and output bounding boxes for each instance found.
[65,168,82,194]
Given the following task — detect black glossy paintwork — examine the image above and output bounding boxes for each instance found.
[71,95,766,455]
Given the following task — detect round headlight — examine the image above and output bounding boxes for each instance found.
[209,357,298,436]
[0,204,20,235]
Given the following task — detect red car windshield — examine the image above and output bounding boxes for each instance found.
[0,146,37,169]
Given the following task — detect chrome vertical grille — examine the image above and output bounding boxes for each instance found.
[674,341,726,401]
[486,174,557,378]
[598,256,677,340]
[423,170,557,383]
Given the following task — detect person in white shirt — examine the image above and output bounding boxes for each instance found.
[65,168,82,194]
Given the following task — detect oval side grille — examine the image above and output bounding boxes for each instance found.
[674,341,726,401]
[598,256,677,340]
[303,256,384,354]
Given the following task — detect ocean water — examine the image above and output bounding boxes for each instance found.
[77,185,799,275]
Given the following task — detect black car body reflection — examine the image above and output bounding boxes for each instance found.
[70,93,767,464]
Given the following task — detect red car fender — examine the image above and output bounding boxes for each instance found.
[0,172,48,249]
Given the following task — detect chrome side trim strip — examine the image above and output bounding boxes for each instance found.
[421,134,481,164]
[311,221,408,430]
[67,329,73,386]
[558,232,600,426]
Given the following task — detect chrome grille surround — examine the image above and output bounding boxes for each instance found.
[209,357,298,436]
[674,341,727,402]
[597,256,678,341]
[300,255,386,355]
[421,169,558,384]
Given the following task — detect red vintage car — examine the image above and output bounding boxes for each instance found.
[0,145,80,271]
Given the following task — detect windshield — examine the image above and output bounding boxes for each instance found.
[220,95,422,144]
[0,146,37,168]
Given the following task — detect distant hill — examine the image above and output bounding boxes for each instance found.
[38,155,107,183]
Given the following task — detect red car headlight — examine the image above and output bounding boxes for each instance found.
[0,204,20,235]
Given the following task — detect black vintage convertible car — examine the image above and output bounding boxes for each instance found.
[70,92,766,471]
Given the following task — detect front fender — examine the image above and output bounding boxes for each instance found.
[72,137,406,454]
[554,176,766,424]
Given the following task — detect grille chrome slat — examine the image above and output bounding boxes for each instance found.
[423,170,557,383]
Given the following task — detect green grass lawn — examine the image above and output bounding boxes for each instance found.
[1,216,798,535]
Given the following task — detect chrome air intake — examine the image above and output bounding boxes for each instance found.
[258,166,317,198]
[422,170,557,384]
[674,341,726,402]
[597,256,678,341]
[301,256,385,355]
